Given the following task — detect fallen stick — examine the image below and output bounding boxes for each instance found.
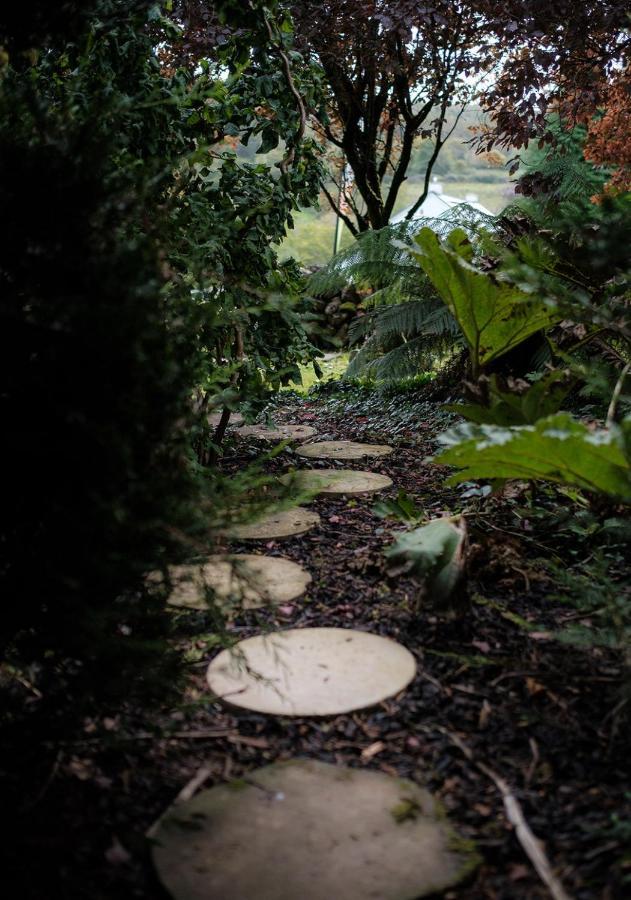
[444,729,573,900]
[146,765,213,839]
[173,765,213,805]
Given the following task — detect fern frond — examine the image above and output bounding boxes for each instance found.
[314,203,498,384]
[357,335,441,382]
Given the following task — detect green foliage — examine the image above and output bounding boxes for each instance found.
[0,0,324,721]
[548,552,631,656]
[374,489,425,524]
[447,369,574,426]
[385,516,467,609]
[309,205,495,382]
[0,0,209,711]
[497,195,631,338]
[515,116,609,208]
[434,414,631,502]
[409,227,562,376]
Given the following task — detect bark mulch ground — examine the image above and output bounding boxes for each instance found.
[3,392,630,899]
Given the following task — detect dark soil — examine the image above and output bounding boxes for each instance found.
[3,392,630,899]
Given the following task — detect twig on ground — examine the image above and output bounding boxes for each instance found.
[444,729,573,900]
[173,766,213,805]
[146,764,214,838]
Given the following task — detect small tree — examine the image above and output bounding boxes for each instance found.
[292,0,501,233]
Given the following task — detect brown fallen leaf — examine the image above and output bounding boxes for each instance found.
[473,803,492,816]
[479,699,492,730]
[105,836,131,866]
[361,740,386,760]
[509,863,531,882]
[525,677,546,696]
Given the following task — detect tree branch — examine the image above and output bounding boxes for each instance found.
[320,180,359,237]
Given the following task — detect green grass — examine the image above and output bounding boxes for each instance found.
[282,352,351,393]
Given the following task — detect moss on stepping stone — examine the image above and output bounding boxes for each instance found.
[206,627,416,715]
[297,440,393,460]
[224,507,320,541]
[280,468,392,497]
[208,411,243,427]
[152,759,478,900]
[234,423,316,442]
[153,555,311,611]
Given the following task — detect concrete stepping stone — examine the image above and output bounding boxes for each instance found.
[152,759,478,900]
[297,440,393,460]
[208,411,243,427]
[153,555,311,611]
[206,627,416,715]
[234,423,316,442]
[280,468,392,497]
[224,507,320,541]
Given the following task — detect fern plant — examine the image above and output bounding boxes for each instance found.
[515,115,610,211]
[308,204,496,383]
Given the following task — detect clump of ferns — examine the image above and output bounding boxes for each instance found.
[308,204,497,384]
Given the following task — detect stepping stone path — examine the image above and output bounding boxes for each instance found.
[234,423,316,442]
[154,555,311,611]
[280,468,392,497]
[153,417,479,898]
[206,627,416,715]
[208,411,243,427]
[297,439,393,460]
[152,759,477,900]
[224,507,320,541]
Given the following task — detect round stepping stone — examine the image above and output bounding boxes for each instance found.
[234,423,316,442]
[224,507,320,541]
[280,468,393,497]
[206,627,416,715]
[297,440,393,460]
[208,411,244,427]
[156,555,311,611]
[152,759,478,900]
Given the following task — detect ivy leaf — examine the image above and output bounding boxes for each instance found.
[434,414,631,501]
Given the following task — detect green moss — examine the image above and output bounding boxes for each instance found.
[424,648,495,667]
[446,832,483,880]
[390,798,422,823]
[227,778,249,792]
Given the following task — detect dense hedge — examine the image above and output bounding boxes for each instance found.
[0,1,208,719]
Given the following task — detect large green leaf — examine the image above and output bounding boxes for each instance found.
[409,228,561,369]
[385,516,467,607]
[434,413,631,501]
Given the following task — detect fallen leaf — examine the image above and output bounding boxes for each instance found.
[361,740,386,760]
[478,699,492,729]
[525,677,546,696]
[473,803,492,816]
[105,836,131,866]
[509,863,530,881]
